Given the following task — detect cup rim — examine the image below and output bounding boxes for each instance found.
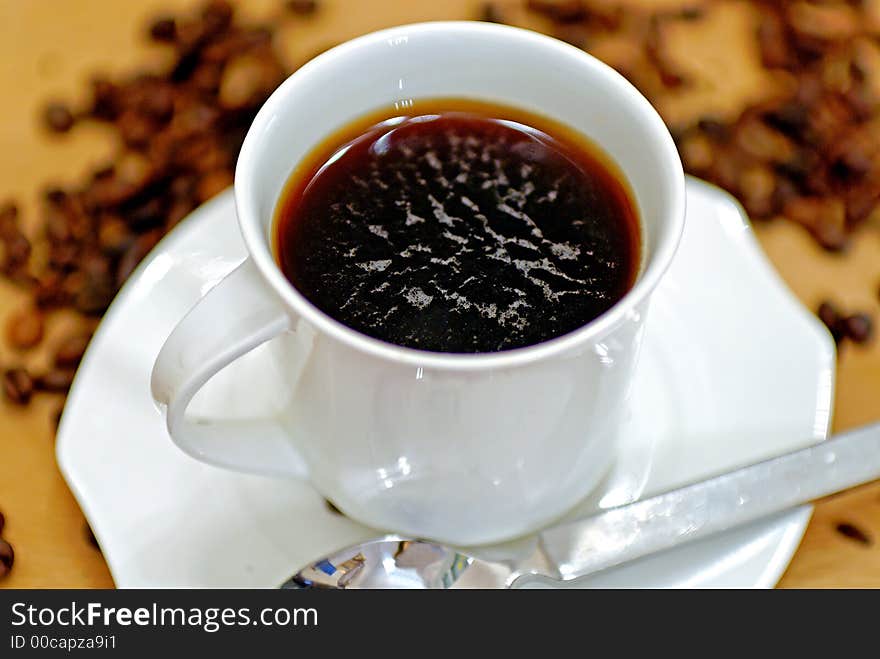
[235,20,686,371]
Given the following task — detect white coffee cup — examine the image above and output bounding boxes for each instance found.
[151,21,685,546]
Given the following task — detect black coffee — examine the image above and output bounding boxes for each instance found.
[274,99,639,353]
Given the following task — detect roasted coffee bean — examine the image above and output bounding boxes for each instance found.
[219,52,284,110]
[5,307,44,350]
[0,539,13,578]
[149,17,177,42]
[785,196,848,251]
[739,166,778,219]
[287,0,318,15]
[788,3,859,42]
[173,136,228,173]
[34,273,70,309]
[124,196,166,231]
[678,132,714,171]
[835,522,872,546]
[72,266,117,316]
[173,104,221,139]
[644,18,689,90]
[86,177,138,210]
[49,243,81,271]
[757,11,793,70]
[201,32,242,64]
[3,368,34,405]
[45,209,72,245]
[166,198,195,229]
[44,218,70,247]
[697,117,731,142]
[116,231,161,287]
[53,333,91,369]
[137,86,175,125]
[813,224,850,252]
[479,2,504,23]
[817,301,840,326]
[36,369,76,393]
[2,233,31,273]
[843,313,873,344]
[845,191,880,226]
[526,0,588,24]
[174,14,210,51]
[43,187,68,206]
[831,152,872,184]
[0,201,17,239]
[52,208,91,249]
[192,62,223,94]
[52,199,90,242]
[92,164,115,182]
[554,24,591,48]
[737,116,795,163]
[818,301,845,343]
[85,523,100,550]
[117,110,155,149]
[678,7,704,21]
[44,102,75,133]
[235,26,273,52]
[89,76,122,120]
[201,0,234,37]
[98,215,134,255]
[170,175,197,201]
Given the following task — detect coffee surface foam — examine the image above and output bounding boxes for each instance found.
[278,113,637,353]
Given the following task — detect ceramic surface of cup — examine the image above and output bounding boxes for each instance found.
[151,22,685,545]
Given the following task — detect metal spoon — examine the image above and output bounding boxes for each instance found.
[280,422,880,589]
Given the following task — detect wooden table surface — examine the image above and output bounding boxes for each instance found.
[0,0,878,589]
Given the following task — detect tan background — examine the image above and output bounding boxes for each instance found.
[0,0,878,588]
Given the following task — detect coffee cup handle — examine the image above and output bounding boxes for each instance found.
[150,257,308,479]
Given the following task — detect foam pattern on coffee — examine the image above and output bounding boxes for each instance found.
[287,115,635,352]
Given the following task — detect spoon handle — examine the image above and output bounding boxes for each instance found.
[529,423,880,584]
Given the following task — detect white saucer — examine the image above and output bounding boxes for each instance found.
[56,177,835,588]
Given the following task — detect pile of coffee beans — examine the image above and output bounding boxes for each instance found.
[0,510,12,579]
[517,0,880,248]
[512,0,879,344]
[0,0,298,413]
[818,300,874,346]
[675,2,880,252]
